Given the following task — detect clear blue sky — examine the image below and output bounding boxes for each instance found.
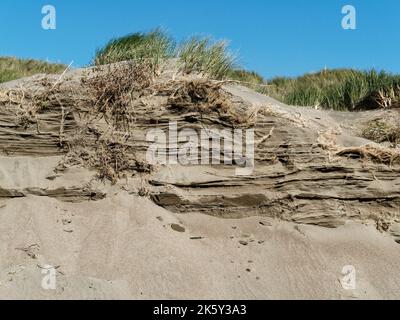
[1,0,399,78]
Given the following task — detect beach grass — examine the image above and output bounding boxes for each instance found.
[0,57,65,84]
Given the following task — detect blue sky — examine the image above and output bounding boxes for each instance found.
[1,0,399,78]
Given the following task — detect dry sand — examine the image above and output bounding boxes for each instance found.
[0,189,399,299]
[0,63,399,299]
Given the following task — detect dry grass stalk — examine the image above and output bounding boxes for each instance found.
[0,80,65,131]
[318,129,400,166]
[335,145,400,166]
[82,62,153,130]
[362,119,400,147]
[164,79,254,126]
[60,132,153,185]
[59,62,157,183]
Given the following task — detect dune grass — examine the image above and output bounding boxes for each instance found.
[94,31,236,79]
[263,69,400,111]
[0,57,66,84]
[228,69,264,84]
[93,29,400,111]
[177,37,236,79]
[94,29,174,72]
[4,31,400,112]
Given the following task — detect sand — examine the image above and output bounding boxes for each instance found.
[0,62,399,299]
[0,189,399,299]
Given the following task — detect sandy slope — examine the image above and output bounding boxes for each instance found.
[0,63,399,299]
[0,189,399,299]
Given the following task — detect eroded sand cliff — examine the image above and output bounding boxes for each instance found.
[0,62,399,299]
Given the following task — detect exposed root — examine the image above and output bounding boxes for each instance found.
[0,78,65,131]
[318,129,400,166]
[82,61,153,130]
[59,132,153,185]
[335,145,400,166]
[256,126,275,147]
[159,79,256,127]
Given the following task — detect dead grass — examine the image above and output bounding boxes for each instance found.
[318,129,400,166]
[95,139,153,184]
[1,61,255,184]
[0,77,65,132]
[58,62,156,184]
[168,80,229,112]
[60,133,153,185]
[335,145,400,166]
[66,69,254,182]
[164,79,254,127]
[362,119,400,146]
[82,62,153,130]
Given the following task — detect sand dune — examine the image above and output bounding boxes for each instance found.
[0,62,399,299]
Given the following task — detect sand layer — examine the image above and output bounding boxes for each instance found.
[0,62,399,299]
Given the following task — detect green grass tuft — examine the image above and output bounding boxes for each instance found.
[0,57,66,84]
[94,29,174,72]
[5,31,400,113]
[227,69,265,87]
[94,31,236,79]
[263,69,400,111]
[177,37,236,79]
